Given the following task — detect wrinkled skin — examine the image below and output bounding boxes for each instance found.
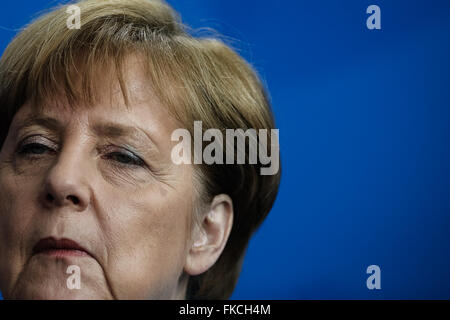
[0,56,196,299]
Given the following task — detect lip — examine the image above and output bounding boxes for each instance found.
[33,237,91,258]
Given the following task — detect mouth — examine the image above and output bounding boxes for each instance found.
[33,237,91,258]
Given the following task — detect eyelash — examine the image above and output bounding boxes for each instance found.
[101,150,145,167]
[16,139,146,169]
[17,142,56,156]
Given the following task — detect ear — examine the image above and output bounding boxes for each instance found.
[184,194,234,276]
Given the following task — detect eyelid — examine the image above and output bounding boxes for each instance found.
[18,134,58,150]
[100,145,147,166]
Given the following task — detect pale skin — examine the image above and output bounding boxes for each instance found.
[0,55,233,299]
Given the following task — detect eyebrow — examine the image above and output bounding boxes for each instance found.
[92,122,160,151]
[17,116,64,133]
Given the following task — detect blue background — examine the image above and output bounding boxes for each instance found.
[1,0,450,300]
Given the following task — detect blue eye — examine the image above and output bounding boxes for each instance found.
[107,151,145,167]
[18,143,53,155]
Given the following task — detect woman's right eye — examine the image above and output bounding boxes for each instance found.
[18,143,53,155]
[16,135,58,157]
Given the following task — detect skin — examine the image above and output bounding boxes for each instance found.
[0,55,233,299]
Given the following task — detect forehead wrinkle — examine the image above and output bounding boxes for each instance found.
[91,122,160,152]
[14,115,64,134]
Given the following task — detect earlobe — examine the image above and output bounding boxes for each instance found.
[184,194,233,276]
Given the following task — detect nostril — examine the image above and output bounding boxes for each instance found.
[46,194,54,202]
[67,195,80,205]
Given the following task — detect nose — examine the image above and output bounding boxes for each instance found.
[40,147,92,212]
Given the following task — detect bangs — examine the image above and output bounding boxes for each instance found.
[0,0,187,136]
[26,19,179,113]
[29,42,131,110]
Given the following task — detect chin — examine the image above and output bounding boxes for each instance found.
[7,284,111,300]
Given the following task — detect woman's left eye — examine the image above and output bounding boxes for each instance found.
[106,151,145,167]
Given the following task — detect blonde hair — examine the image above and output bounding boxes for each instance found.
[0,0,281,299]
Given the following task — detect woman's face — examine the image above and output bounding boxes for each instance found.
[0,57,196,299]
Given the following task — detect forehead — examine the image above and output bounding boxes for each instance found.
[27,51,167,113]
[12,56,179,148]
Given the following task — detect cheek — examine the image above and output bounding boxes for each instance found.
[98,176,194,299]
[0,166,40,292]
[0,133,47,248]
